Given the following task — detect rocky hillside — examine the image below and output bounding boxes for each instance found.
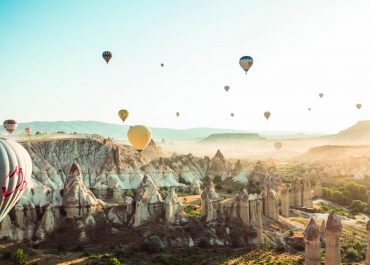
[332,120,370,143]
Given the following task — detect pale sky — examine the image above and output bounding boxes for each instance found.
[1,0,370,133]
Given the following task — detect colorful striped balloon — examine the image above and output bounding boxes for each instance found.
[0,139,32,222]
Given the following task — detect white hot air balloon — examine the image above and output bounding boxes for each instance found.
[0,139,32,222]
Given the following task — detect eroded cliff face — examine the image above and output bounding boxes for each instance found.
[0,138,238,243]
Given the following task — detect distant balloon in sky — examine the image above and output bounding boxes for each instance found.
[356,103,362,109]
[3,120,18,134]
[319,93,324,98]
[102,51,112,64]
[274,142,283,151]
[176,112,180,117]
[161,63,164,67]
[25,128,31,136]
[239,56,253,74]
[0,139,32,222]
[308,108,311,111]
[230,113,234,117]
[127,125,152,152]
[264,111,271,120]
[224,86,230,92]
[118,109,129,123]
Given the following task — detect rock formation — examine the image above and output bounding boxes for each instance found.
[261,184,279,221]
[201,176,221,222]
[304,218,321,265]
[292,177,313,208]
[190,178,201,195]
[366,220,370,265]
[325,213,342,265]
[280,184,290,217]
[292,178,303,207]
[302,178,313,208]
[313,179,322,198]
[62,162,100,218]
[206,150,231,180]
[133,175,163,227]
[250,161,266,184]
[255,196,264,245]
[165,187,182,223]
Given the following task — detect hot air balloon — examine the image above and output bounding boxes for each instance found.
[264,111,271,120]
[0,139,32,222]
[308,108,311,111]
[118,109,129,123]
[102,51,112,64]
[25,128,31,136]
[3,120,18,134]
[127,125,152,152]
[176,112,180,117]
[230,113,234,117]
[319,93,324,98]
[224,86,230,92]
[274,142,283,151]
[356,103,362,110]
[161,63,164,67]
[239,56,253,74]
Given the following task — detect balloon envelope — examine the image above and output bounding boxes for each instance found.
[319,93,324,98]
[0,139,32,222]
[25,128,31,136]
[356,103,362,109]
[3,120,18,134]
[274,142,283,151]
[176,112,180,117]
[230,113,234,117]
[118,110,129,123]
[264,111,271,120]
[224,86,230,92]
[161,63,164,67]
[239,56,253,74]
[127,125,152,151]
[308,108,311,111]
[102,51,112,64]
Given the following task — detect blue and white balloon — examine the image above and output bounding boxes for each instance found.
[239,56,253,74]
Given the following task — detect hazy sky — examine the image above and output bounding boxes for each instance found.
[1,0,370,133]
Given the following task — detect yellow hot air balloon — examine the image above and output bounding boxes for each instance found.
[118,109,129,123]
[356,103,362,110]
[127,125,152,152]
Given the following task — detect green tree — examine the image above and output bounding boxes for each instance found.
[14,249,27,265]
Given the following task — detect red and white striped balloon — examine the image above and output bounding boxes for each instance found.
[0,139,32,222]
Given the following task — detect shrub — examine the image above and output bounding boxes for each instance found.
[142,235,165,253]
[183,205,201,216]
[108,257,125,265]
[348,200,367,214]
[14,249,27,265]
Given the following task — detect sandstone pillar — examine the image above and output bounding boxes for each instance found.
[325,213,342,265]
[304,218,321,265]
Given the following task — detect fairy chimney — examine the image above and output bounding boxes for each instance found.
[304,218,321,265]
[280,184,290,217]
[325,213,342,265]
